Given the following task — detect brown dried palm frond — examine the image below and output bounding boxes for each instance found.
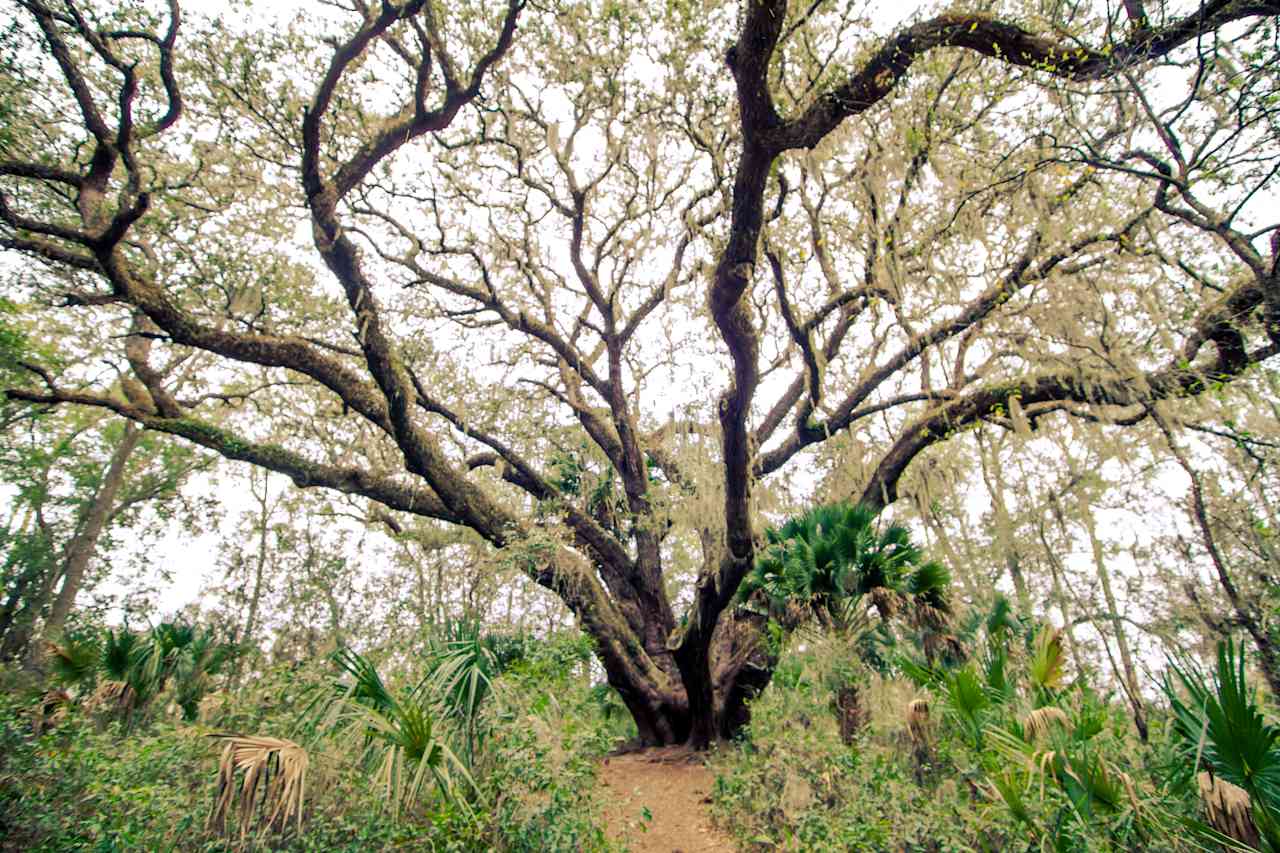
[906,698,931,746]
[1022,706,1071,741]
[921,631,968,667]
[868,586,900,620]
[209,734,308,841]
[833,684,869,744]
[905,697,936,783]
[912,603,950,632]
[85,679,136,717]
[1197,771,1260,849]
[31,689,70,736]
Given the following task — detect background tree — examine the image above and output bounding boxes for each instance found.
[1,0,1278,746]
[0,405,211,664]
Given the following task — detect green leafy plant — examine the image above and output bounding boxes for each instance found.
[1028,626,1068,701]
[1165,638,1280,849]
[739,503,952,634]
[419,620,532,766]
[316,646,474,818]
[46,630,100,693]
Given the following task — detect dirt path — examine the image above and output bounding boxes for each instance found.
[598,747,736,853]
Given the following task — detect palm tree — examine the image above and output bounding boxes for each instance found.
[738,502,952,634]
[50,621,235,723]
[46,628,100,694]
[172,631,239,721]
[738,502,954,740]
[419,621,508,767]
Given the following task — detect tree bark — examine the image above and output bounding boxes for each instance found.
[1076,490,1149,742]
[34,422,141,659]
[1154,412,1280,698]
[978,432,1032,614]
[1036,512,1085,678]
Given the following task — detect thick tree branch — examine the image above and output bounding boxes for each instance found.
[767,0,1280,152]
[858,340,1280,510]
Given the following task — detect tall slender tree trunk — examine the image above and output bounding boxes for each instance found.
[0,568,44,659]
[1153,412,1280,698]
[0,505,40,653]
[231,470,273,687]
[33,423,141,661]
[978,433,1032,614]
[243,471,272,644]
[1035,513,1085,677]
[1076,491,1149,742]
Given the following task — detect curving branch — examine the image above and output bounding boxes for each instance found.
[3,385,461,522]
[766,0,1280,152]
[859,338,1280,511]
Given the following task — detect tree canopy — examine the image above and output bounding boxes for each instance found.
[1,0,1277,746]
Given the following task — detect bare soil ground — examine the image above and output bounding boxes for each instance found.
[598,746,736,853]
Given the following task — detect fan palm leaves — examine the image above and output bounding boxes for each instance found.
[987,723,1144,847]
[1028,627,1068,699]
[941,665,993,749]
[329,644,397,714]
[738,502,952,633]
[46,630,100,692]
[420,626,501,766]
[99,626,144,683]
[345,698,471,818]
[315,646,473,817]
[1164,638,1280,850]
[87,626,151,718]
[985,594,1023,641]
[55,622,234,722]
[173,632,239,721]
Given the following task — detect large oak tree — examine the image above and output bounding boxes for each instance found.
[1,0,1277,746]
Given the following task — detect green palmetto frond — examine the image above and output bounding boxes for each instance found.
[424,642,496,767]
[908,560,951,609]
[1028,627,1067,697]
[985,594,1021,641]
[347,700,473,818]
[990,770,1037,829]
[1059,748,1131,819]
[981,643,1015,703]
[329,645,397,714]
[1165,638,1280,849]
[100,627,142,682]
[173,632,239,722]
[152,621,196,654]
[988,727,1131,820]
[739,501,952,636]
[423,638,497,723]
[47,631,99,691]
[942,665,992,749]
[897,654,943,689]
[317,646,474,817]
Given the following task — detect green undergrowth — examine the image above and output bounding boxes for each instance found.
[710,639,1018,852]
[0,631,627,852]
[707,633,1205,852]
[7,621,1275,853]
